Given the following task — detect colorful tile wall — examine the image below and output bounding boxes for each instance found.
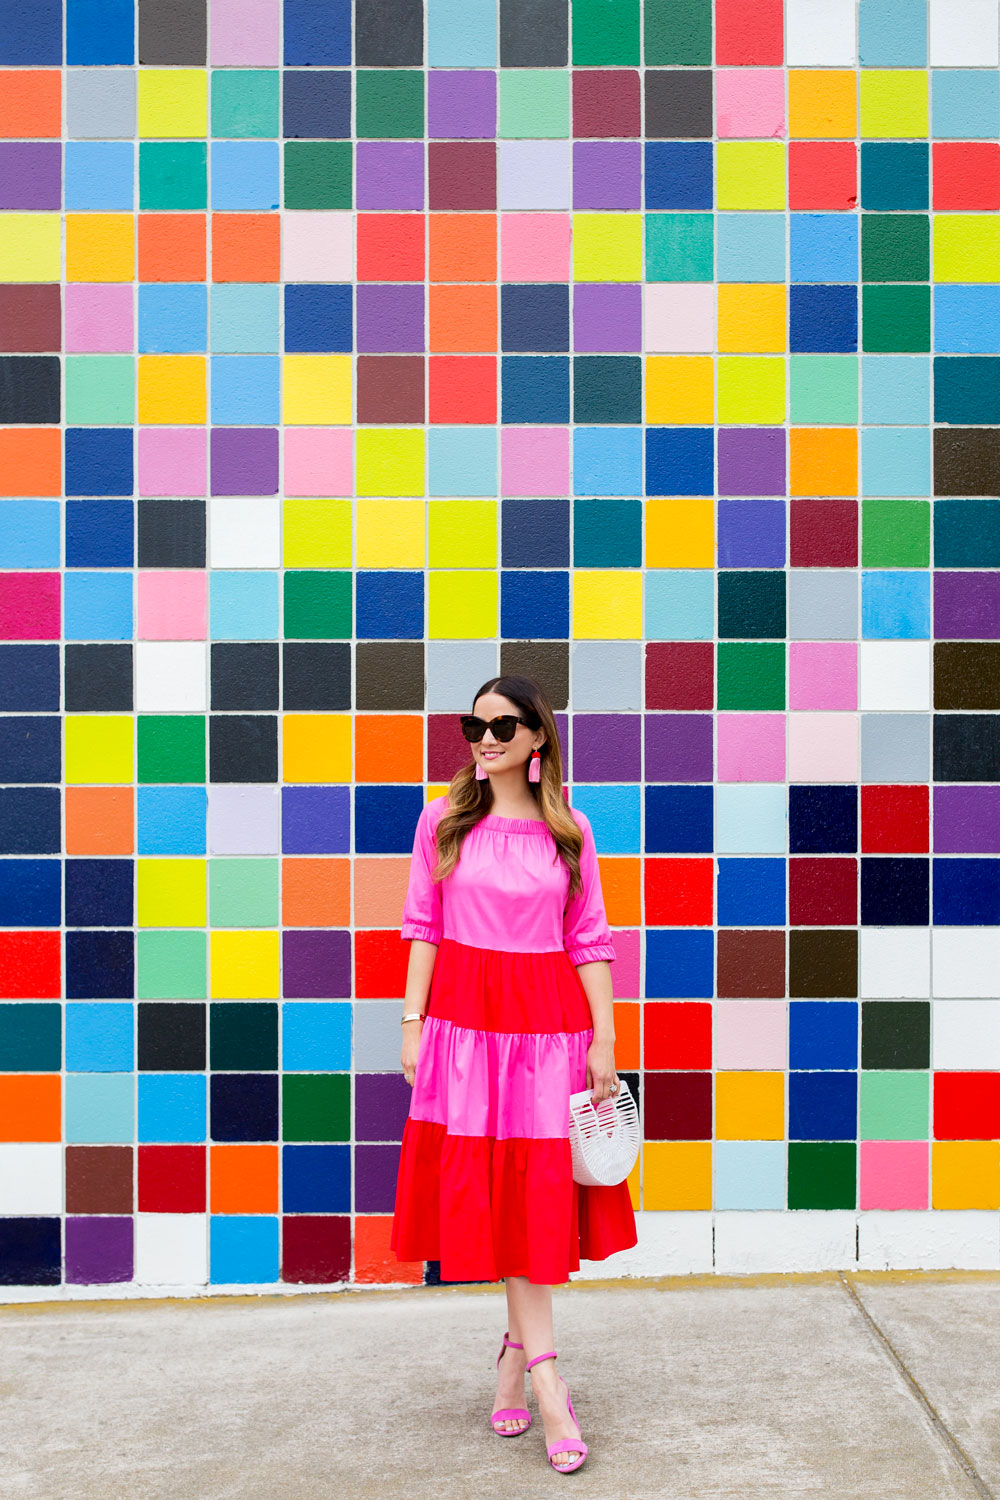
[1,0,1000,1291]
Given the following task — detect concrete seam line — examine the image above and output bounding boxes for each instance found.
[838,1272,995,1500]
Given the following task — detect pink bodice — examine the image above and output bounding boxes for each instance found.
[399,798,616,965]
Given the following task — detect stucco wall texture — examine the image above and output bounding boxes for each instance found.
[1,0,1000,1294]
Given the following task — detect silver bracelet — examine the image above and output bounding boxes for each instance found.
[401,1012,426,1024]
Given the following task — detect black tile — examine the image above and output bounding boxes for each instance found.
[138,1002,206,1071]
[138,501,206,568]
[209,715,278,782]
[283,642,351,710]
[645,70,713,138]
[933,714,1000,781]
[210,643,279,711]
[64,644,133,712]
[861,1000,930,1070]
[0,355,60,423]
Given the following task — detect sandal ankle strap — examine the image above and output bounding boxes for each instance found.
[526,1350,557,1371]
[503,1333,524,1349]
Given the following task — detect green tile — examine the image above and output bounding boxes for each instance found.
[862,285,931,352]
[210,1002,278,1070]
[862,500,931,567]
[789,356,858,426]
[64,356,135,426]
[716,643,786,710]
[646,213,714,281]
[209,860,279,928]
[787,1141,856,1210]
[499,70,570,139]
[139,141,207,211]
[860,1071,929,1141]
[572,0,640,63]
[137,932,206,999]
[211,70,281,138]
[0,1002,61,1071]
[137,715,206,784]
[861,1000,930,1070]
[355,70,424,139]
[861,215,929,283]
[283,572,352,639]
[284,141,351,209]
[282,1073,350,1142]
[644,0,712,63]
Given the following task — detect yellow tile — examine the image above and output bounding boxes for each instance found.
[64,717,134,785]
[357,500,425,567]
[646,356,714,425]
[788,71,857,139]
[66,214,134,283]
[718,284,786,353]
[572,571,642,638]
[859,71,928,138]
[716,142,785,211]
[356,429,425,497]
[0,214,61,282]
[282,499,352,568]
[643,1141,712,1210]
[428,570,498,637]
[715,1072,785,1141]
[210,931,280,1000]
[932,1142,1000,1210]
[282,715,351,784]
[283,355,352,425]
[646,500,714,567]
[717,356,786,425]
[137,859,207,928]
[428,500,497,568]
[934,216,1000,284]
[573,214,642,282]
[138,69,208,137]
[137,355,207,425]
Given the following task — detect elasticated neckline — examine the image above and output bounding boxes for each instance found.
[477,813,549,834]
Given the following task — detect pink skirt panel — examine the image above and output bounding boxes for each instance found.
[409,1015,592,1141]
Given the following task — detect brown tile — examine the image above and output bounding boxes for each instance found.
[717,929,786,998]
[65,1146,134,1215]
[789,929,858,998]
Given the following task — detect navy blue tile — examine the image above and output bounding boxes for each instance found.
[790,285,858,353]
[65,501,134,568]
[789,1001,858,1070]
[933,858,1000,924]
[210,1073,279,1142]
[0,860,61,927]
[500,570,569,638]
[282,1143,351,1212]
[860,857,930,925]
[355,785,426,854]
[501,356,570,424]
[283,70,351,137]
[0,646,60,712]
[0,788,61,854]
[500,284,570,353]
[66,930,134,999]
[789,1071,857,1141]
[0,718,61,784]
[646,785,713,853]
[0,1217,61,1286]
[355,571,423,638]
[790,785,857,854]
[501,499,569,568]
[65,859,134,928]
[0,0,62,63]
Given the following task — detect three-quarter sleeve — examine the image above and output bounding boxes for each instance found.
[400,801,444,945]
[563,812,615,965]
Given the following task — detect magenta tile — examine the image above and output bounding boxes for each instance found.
[645,714,715,782]
[934,786,1000,853]
[934,572,1000,640]
[282,930,351,997]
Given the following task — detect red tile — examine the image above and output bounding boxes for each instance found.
[789,142,857,210]
[645,858,714,927]
[572,71,641,138]
[644,1072,713,1140]
[282,1214,351,1283]
[138,1145,206,1213]
[715,0,783,64]
[646,642,714,710]
[861,786,930,854]
[933,143,1000,211]
[644,1002,712,1069]
[789,858,858,927]
[934,1073,1000,1141]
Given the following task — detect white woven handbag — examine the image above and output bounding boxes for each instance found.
[567,1079,640,1187]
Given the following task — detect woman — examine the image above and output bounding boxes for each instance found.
[390,674,637,1474]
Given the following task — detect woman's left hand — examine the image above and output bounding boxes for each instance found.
[586,1037,619,1106]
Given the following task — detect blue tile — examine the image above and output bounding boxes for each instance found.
[789,1071,857,1141]
[717,858,786,926]
[646,785,714,853]
[65,1002,134,1072]
[210,1216,280,1284]
[789,1001,858,1070]
[282,1143,350,1212]
[645,930,714,998]
[138,1074,207,1143]
[282,1002,351,1070]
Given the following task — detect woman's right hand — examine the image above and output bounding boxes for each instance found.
[401,1018,425,1086]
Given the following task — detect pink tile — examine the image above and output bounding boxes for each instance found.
[65,285,133,353]
[715,1000,787,1069]
[210,0,279,63]
[501,427,570,497]
[138,428,207,497]
[284,428,353,497]
[137,571,207,641]
[645,284,715,352]
[610,929,640,999]
[500,214,571,281]
[789,642,857,710]
[717,713,786,782]
[859,1141,929,1210]
[716,69,786,139]
[0,572,60,640]
[788,713,859,781]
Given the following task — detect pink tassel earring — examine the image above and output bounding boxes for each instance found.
[475,760,489,780]
[528,749,541,784]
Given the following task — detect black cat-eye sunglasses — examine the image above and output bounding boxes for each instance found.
[459,714,535,743]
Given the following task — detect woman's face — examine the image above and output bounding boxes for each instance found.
[471,692,545,779]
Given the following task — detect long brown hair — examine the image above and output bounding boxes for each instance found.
[432,674,585,898]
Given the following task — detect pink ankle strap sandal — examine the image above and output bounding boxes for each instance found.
[490,1332,532,1436]
[525,1350,589,1474]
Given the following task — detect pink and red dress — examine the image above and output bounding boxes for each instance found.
[390,797,638,1285]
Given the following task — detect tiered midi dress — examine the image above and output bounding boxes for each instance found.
[390,797,638,1285]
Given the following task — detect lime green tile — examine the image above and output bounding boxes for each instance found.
[862,500,931,567]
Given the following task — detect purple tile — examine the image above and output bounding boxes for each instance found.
[934,786,1000,853]
[934,572,1000,640]
[283,930,351,997]
[718,428,786,497]
[65,1216,134,1285]
[573,284,641,352]
[645,714,714,782]
[210,428,279,496]
[355,1073,411,1141]
[572,714,641,781]
[0,143,61,210]
[572,142,641,210]
[282,786,350,854]
[428,71,496,139]
[718,500,786,568]
[356,284,425,354]
[356,142,424,211]
[354,1142,402,1212]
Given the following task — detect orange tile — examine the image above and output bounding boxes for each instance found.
[429,214,497,282]
[354,857,410,927]
[0,1075,61,1142]
[282,858,350,928]
[138,215,207,282]
[0,429,60,497]
[599,857,641,926]
[354,1215,423,1284]
[613,1001,640,1070]
[790,427,858,497]
[65,788,135,855]
[210,1144,279,1214]
[429,285,497,352]
[211,213,281,282]
[0,70,61,138]
[354,715,424,783]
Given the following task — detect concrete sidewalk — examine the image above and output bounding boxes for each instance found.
[2,1273,999,1500]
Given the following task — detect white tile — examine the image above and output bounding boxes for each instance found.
[498,142,570,211]
[859,1211,1000,1271]
[716,785,787,853]
[572,1212,713,1279]
[135,642,207,713]
[209,498,281,569]
[645,284,715,353]
[714,1211,857,1273]
[933,927,1000,997]
[282,211,353,282]
[861,928,930,998]
[787,714,859,782]
[135,1215,208,1286]
[858,642,931,712]
[208,786,280,855]
[929,0,1000,65]
[933,1000,1000,1069]
[786,0,857,65]
[0,1145,62,1215]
